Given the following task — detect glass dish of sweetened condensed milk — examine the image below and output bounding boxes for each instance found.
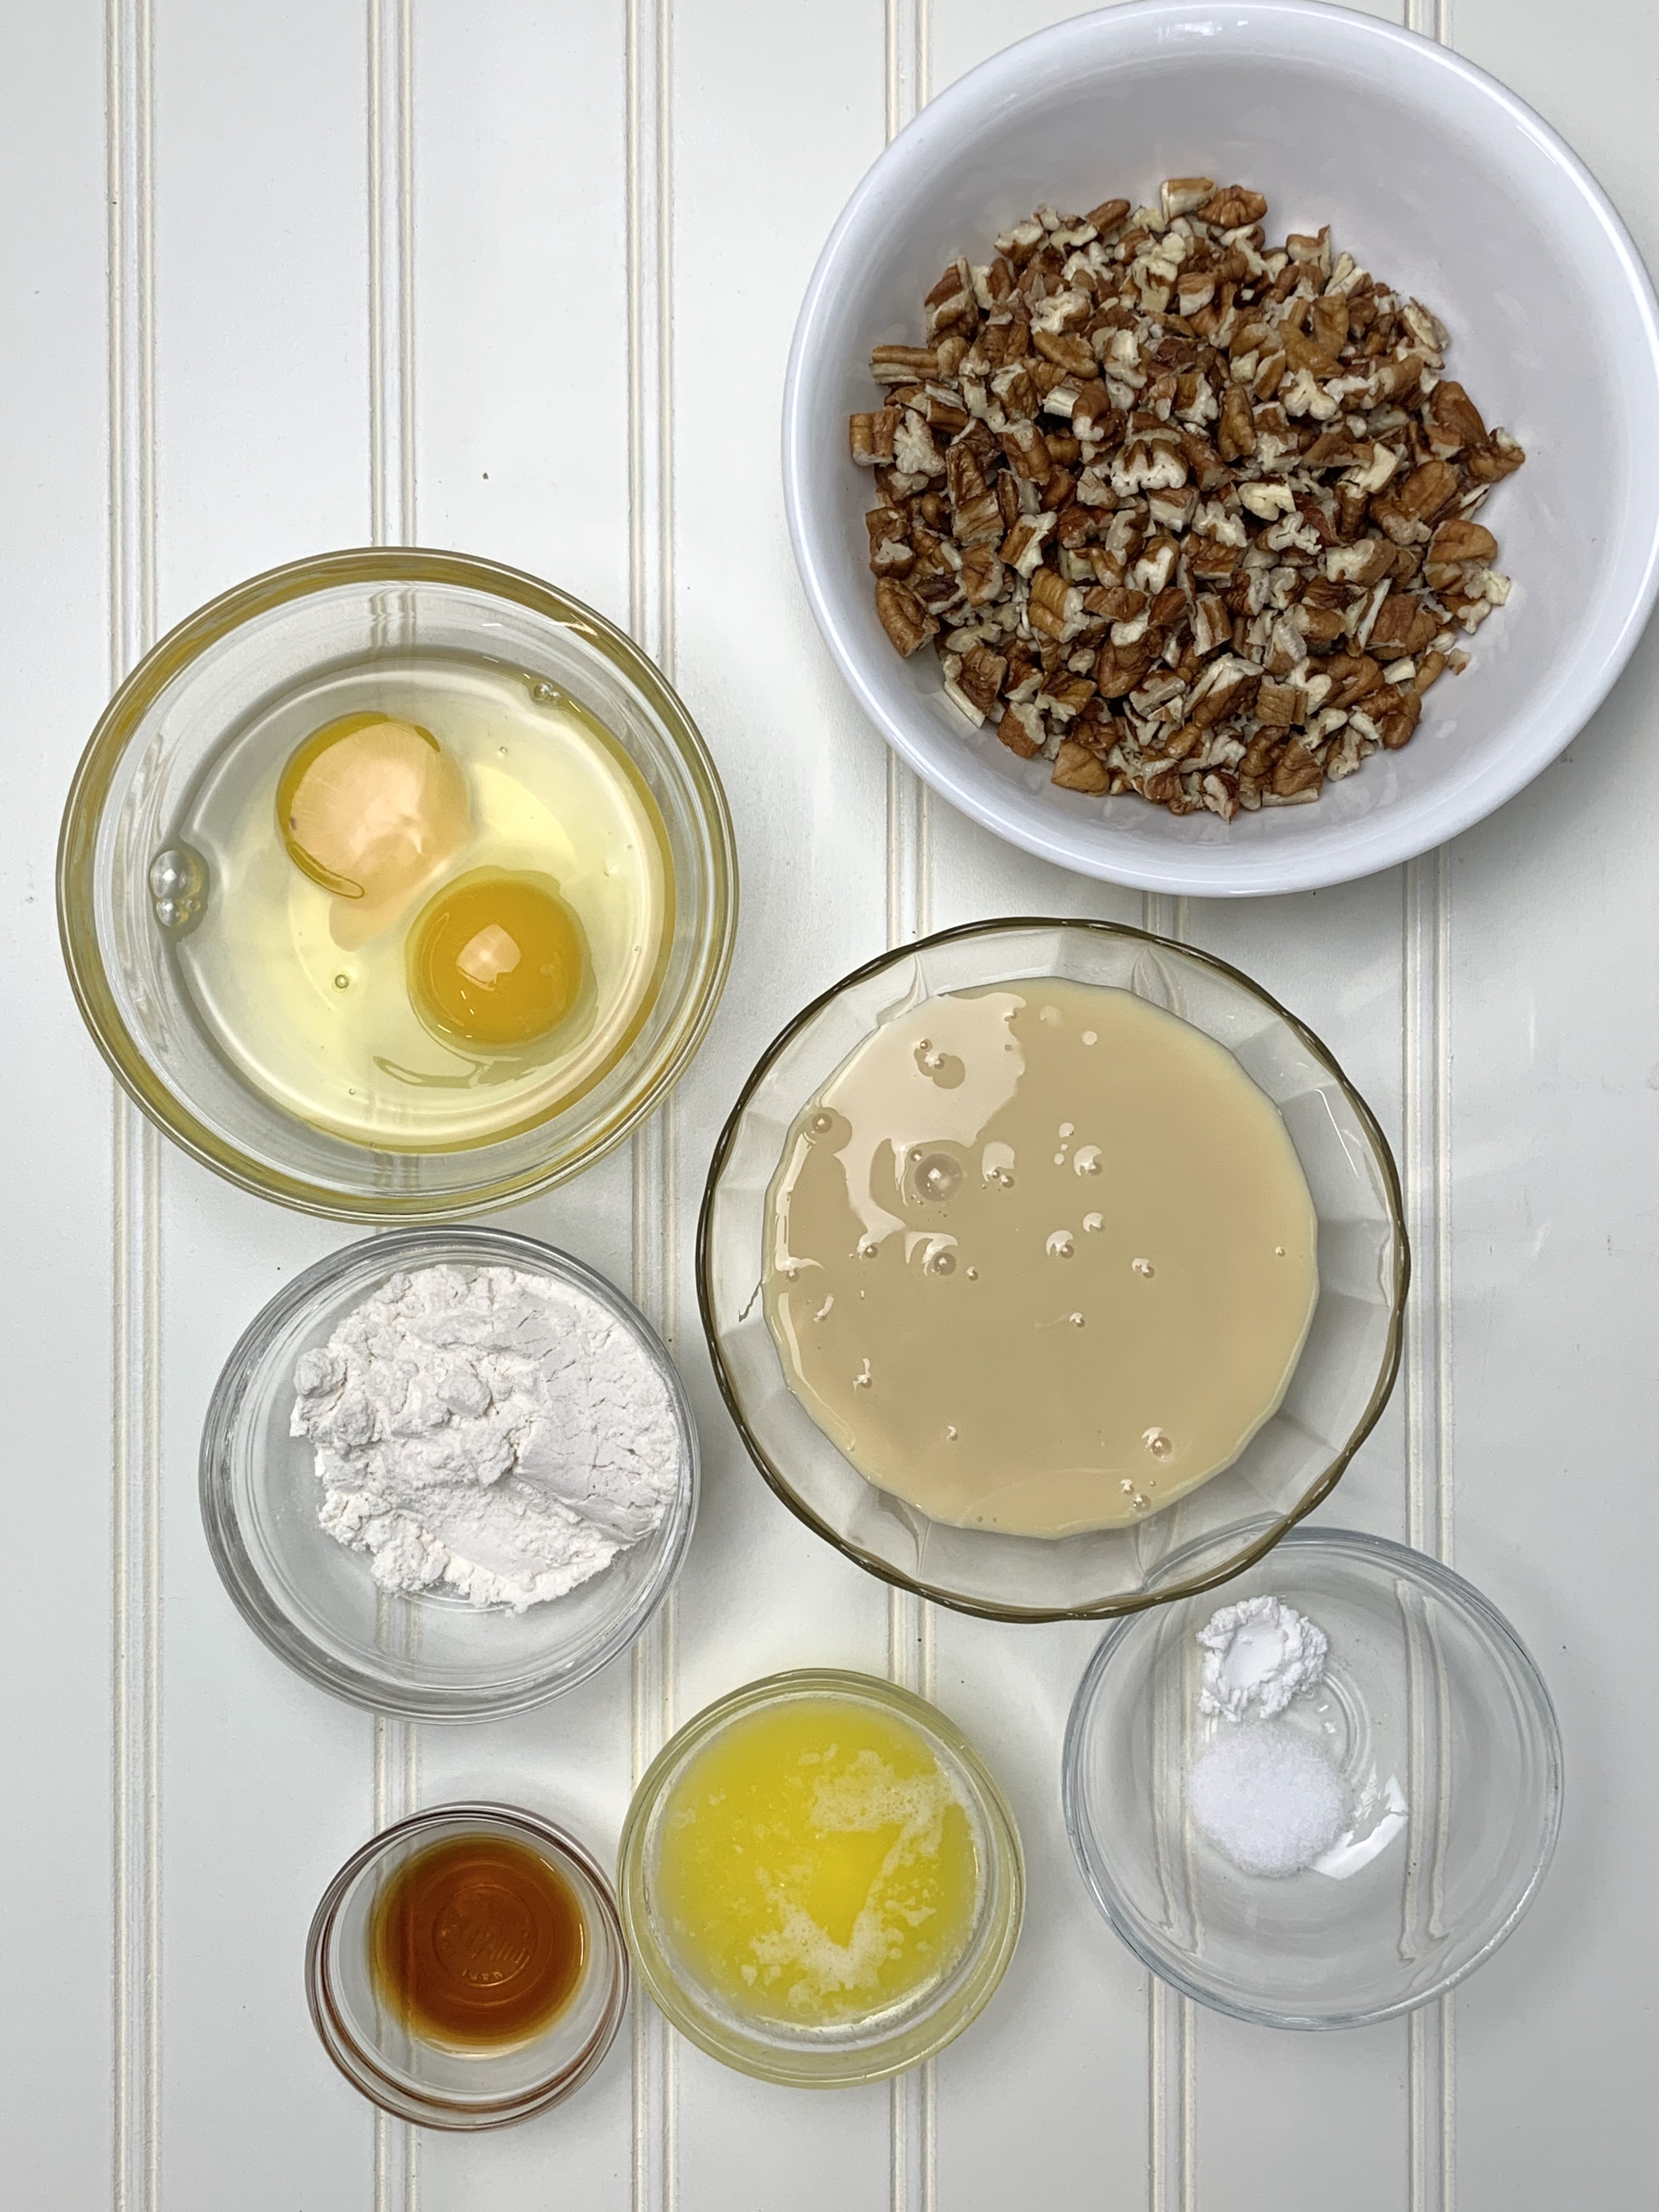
[700,920,1406,1623]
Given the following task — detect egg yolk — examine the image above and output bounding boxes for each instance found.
[408,870,588,1048]
[278,714,471,949]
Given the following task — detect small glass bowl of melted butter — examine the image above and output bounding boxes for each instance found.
[60,549,736,1220]
[618,1669,1024,2086]
[699,918,1407,1622]
[307,1803,629,2128]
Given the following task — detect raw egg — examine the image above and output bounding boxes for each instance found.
[408,869,589,1049]
[277,713,471,948]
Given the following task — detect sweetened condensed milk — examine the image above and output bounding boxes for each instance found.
[763,980,1318,1536]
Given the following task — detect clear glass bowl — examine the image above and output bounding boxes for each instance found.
[57,548,736,1220]
[617,1669,1024,2086]
[1063,1524,1563,2029]
[306,1803,629,2128]
[200,1226,698,1719]
[697,918,1407,1622]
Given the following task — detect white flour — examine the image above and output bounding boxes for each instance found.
[291,1263,683,1611]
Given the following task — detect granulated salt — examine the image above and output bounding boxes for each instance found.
[1187,1724,1347,1877]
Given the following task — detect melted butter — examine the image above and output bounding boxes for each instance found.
[763,979,1318,1536]
[653,1698,980,2027]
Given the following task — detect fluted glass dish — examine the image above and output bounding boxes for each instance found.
[617,1670,1024,2086]
[306,1803,629,2128]
[698,918,1406,1622]
[1062,1524,1563,2028]
[58,548,736,1221]
[201,1226,698,1719]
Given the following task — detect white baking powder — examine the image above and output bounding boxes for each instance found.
[1197,1594,1327,1722]
[291,1263,683,1611]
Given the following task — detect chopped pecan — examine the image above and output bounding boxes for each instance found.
[1428,517,1498,567]
[870,344,938,385]
[954,645,1007,720]
[1272,740,1323,797]
[1198,184,1268,228]
[958,544,1004,607]
[998,701,1045,757]
[1255,679,1302,729]
[1086,198,1131,235]
[999,418,1052,479]
[1051,737,1111,792]
[1374,685,1423,749]
[849,409,899,466]
[1466,429,1526,482]
[1029,568,1084,642]
[856,179,1522,817]
[875,580,935,657]
[1367,589,1442,656]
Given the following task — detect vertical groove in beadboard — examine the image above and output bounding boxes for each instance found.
[1138,892,1189,2208]
[1401,0,1455,2179]
[1148,1977,1196,2212]
[885,6,935,2208]
[628,3,677,2210]
[368,7,419,2207]
[108,6,160,2209]
[368,0,416,547]
[1404,842,1455,2212]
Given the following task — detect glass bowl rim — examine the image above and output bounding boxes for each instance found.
[1060,1520,1566,2031]
[696,914,1410,1623]
[199,1224,700,1721]
[57,543,739,1222]
[616,1665,1026,2087]
[305,1799,630,2128]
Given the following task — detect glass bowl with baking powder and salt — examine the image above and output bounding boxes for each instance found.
[201,1226,697,1719]
[1062,1523,1562,2029]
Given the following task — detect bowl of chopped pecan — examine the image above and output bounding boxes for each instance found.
[783,0,1659,895]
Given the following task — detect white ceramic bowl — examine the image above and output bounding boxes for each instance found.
[783,0,1659,896]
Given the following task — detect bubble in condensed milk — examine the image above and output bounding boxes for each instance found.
[909,1150,963,1204]
[1046,1231,1075,1259]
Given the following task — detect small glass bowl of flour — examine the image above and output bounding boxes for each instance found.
[201,1227,697,1719]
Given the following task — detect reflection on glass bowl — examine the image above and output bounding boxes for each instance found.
[1062,1524,1563,2028]
[698,918,1407,1622]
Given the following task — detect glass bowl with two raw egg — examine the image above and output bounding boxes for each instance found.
[58,548,736,1218]
[698,918,1408,1622]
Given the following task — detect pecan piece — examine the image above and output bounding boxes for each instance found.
[999,418,1053,480]
[1197,184,1268,228]
[1051,737,1111,793]
[953,645,1008,721]
[958,544,1004,607]
[1374,685,1423,749]
[849,409,899,466]
[998,701,1045,757]
[1272,740,1323,798]
[875,580,936,657]
[870,344,939,385]
[1465,429,1526,482]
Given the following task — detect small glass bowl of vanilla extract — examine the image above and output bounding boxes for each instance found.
[306,1803,629,2129]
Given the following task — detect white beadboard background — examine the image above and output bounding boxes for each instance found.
[2,1,1654,2205]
